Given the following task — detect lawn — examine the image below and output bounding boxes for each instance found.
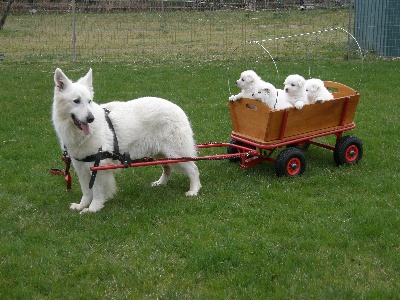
[0,57,399,299]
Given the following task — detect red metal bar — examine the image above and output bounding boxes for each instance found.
[309,140,335,151]
[279,109,290,140]
[90,142,258,172]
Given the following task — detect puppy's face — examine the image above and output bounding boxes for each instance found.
[253,83,276,102]
[284,75,306,95]
[236,71,259,90]
[305,79,323,95]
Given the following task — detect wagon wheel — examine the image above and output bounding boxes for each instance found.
[275,147,306,177]
[333,135,363,166]
[227,138,255,163]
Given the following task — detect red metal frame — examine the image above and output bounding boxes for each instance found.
[90,142,259,172]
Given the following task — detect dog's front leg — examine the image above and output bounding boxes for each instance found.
[80,170,116,213]
[70,161,93,212]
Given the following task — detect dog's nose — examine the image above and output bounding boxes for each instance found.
[285,88,289,92]
[86,112,95,123]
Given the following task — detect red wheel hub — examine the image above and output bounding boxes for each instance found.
[286,157,301,176]
[345,145,359,162]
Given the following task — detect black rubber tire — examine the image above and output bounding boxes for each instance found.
[333,135,363,166]
[275,147,306,177]
[227,139,242,163]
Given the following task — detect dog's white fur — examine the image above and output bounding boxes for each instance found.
[282,74,308,109]
[252,82,292,110]
[229,70,263,101]
[305,78,334,104]
[52,68,201,213]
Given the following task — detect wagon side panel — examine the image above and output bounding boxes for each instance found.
[229,99,271,141]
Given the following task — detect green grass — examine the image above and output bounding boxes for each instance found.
[0,58,399,298]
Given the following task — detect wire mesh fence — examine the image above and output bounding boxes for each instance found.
[1,0,354,63]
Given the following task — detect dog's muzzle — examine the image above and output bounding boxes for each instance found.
[71,113,94,135]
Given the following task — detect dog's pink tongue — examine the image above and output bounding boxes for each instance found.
[81,123,90,135]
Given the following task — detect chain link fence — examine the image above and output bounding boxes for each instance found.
[1,0,353,62]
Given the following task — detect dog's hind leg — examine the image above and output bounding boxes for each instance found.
[176,161,201,196]
[151,164,172,187]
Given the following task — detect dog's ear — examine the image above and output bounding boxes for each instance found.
[297,77,306,87]
[245,75,254,83]
[54,68,71,91]
[77,68,93,89]
[310,84,319,92]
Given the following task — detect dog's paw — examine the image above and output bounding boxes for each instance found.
[70,202,85,211]
[228,95,237,101]
[151,180,166,187]
[185,191,198,197]
[315,97,325,103]
[79,203,104,214]
[295,101,305,110]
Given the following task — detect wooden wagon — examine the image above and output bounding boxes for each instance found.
[228,81,363,176]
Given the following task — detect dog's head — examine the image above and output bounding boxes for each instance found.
[253,82,277,105]
[305,78,324,94]
[284,74,306,95]
[53,68,95,135]
[236,70,261,90]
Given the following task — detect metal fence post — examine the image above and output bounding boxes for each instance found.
[347,0,352,60]
[72,0,76,62]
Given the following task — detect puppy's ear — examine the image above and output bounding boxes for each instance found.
[54,68,71,91]
[298,77,306,87]
[245,75,254,83]
[310,84,319,92]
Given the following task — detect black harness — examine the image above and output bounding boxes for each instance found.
[74,108,131,189]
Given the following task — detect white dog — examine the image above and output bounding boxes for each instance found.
[252,81,292,110]
[282,74,308,109]
[52,68,201,213]
[229,70,262,101]
[305,78,334,104]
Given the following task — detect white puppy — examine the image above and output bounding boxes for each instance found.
[305,78,334,104]
[282,74,308,109]
[229,70,262,101]
[252,82,292,110]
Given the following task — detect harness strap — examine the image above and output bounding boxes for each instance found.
[63,107,131,189]
[103,108,119,155]
[75,108,121,163]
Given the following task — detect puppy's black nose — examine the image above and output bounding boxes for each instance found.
[285,88,289,92]
[86,112,95,123]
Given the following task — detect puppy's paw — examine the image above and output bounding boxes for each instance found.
[185,191,198,197]
[228,95,236,101]
[70,202,85,211]
[295,101,305,110]
[315,97,325,103]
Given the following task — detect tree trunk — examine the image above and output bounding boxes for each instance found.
[0,0,14,30]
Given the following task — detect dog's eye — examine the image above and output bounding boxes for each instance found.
[88,100,92,104]
[291,84,295,87]
[73,99,80,104]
